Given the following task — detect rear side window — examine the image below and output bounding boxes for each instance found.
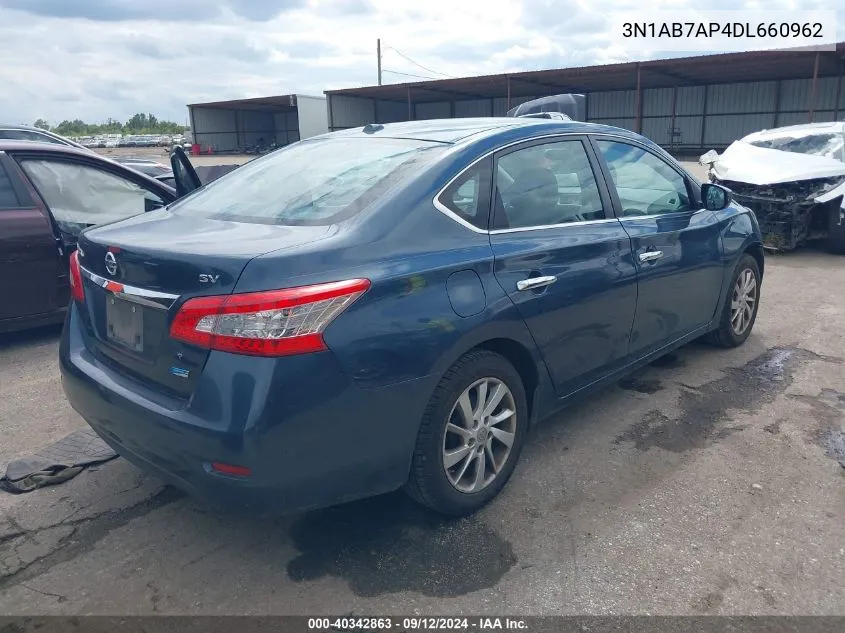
[169,137,448,226]
[436,157,493,230]
[0,163,21,208]
[494,139,605,230]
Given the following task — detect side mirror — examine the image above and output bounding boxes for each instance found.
[702,183,731,211]
[699,149,719,166]
[169,146,201,198]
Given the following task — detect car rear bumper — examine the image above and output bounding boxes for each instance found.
[59,304,437,515]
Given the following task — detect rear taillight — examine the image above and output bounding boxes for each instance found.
[69,250,84,302]
[169,278,371,357]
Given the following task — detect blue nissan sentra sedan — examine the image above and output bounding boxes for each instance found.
[59,117,764,516]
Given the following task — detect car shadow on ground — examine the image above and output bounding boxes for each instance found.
[2,333,792,603]
[161,339,751,598]
[0,324,63,351]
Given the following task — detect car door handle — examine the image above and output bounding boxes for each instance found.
[638,250,663,263]
[517,275,557,291]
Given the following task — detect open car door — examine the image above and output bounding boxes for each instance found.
[170,146,202,197]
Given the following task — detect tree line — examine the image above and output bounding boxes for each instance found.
[33,113,186,137]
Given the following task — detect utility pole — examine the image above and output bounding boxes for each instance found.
[377,38,382,85]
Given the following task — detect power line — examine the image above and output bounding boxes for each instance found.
[383,45,456,79]
[382,68,439,81]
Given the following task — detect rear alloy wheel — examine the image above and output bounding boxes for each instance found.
[442,378,517,494]
[707,253,761,348]
[406,350,528,515]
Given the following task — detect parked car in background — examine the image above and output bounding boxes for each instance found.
[113,156,176,188]
[701,121,845,252]
[0,124,90,151]
[0,141,177,334]
[60,119,764,519]
[113,156,173,178]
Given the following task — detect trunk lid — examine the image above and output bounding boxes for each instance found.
[75,210,331,399]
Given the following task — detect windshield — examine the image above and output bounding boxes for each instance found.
[169,136,448,226]
[747,131,845,161]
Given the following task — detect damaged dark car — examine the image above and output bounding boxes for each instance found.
[700,122,845,252]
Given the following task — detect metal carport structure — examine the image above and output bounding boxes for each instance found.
[325,43,845,153]
[188,94,329,154]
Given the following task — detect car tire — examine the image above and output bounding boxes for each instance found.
[405,350,528,516]
[707,253,761,348]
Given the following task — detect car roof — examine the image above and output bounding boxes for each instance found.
[0,139,101,156]
[0,124,45,131]
[326,117,643,144]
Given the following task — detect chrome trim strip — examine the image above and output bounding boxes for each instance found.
[80,266,179,309]
[432,132,584,235]
[490,217,619,234]
[432,198,488,234]
[618,208,706,221]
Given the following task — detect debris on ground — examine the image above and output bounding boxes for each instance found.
[0,428,117,494]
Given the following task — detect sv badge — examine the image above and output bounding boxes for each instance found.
[198,274,220,284]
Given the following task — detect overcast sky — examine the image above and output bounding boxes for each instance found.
[0,0,841,126]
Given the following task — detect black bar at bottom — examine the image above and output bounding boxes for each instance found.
[0,617,843,633]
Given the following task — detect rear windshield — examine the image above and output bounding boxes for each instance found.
[169,137,447,226]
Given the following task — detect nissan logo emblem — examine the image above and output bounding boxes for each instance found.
[104,252,118,276]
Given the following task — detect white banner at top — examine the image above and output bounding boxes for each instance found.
[608,10,838,53]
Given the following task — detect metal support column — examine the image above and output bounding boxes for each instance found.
[407,88,413,121]
[506,76,511,111]
[635,63,643,133]
[834,60,843,121]
[700,84,709,150]
[809,51,820,122]
[773,79,782,128]
[670,85,677,153]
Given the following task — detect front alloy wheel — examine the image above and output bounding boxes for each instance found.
[708,253,761,348]
[730,268,757,336]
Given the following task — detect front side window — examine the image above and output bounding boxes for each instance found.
[596,140,692,217]
[19,159,165,235]
[493,139,605,230]
[169,137,447,226]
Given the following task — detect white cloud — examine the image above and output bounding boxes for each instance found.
[0,0,841,125]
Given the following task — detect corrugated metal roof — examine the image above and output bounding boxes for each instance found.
[325,43,845,104]
[188,94,300,111]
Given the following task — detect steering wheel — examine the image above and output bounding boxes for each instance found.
[646,192,683,216]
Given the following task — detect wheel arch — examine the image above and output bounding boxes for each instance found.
[744,241,765,278]
[473,337,540,427]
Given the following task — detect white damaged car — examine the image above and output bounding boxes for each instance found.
[700,122,845,252]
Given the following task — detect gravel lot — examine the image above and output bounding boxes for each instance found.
[95,146,255,167]
[0,161,843,615]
